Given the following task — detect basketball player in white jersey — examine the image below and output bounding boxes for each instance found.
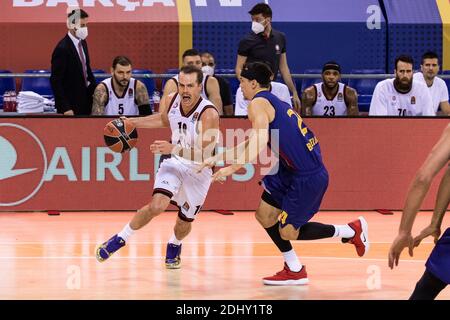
[91,56,152,116]
[235,62,292,116]
[95,66,220,268]
[301,61,359,116]
[161,48,223,115]
[413,51,450,116]
[369,55,435,116]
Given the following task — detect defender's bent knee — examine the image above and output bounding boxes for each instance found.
[255,209,278,228]
[279,224,299,240]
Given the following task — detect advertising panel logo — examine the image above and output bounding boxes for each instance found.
[0,123,47,206]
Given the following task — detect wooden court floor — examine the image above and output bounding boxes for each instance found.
[0,211,448,300]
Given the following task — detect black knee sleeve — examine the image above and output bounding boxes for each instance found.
[409,270,447,300]
[297,222,335,240]
[264,223,293,253]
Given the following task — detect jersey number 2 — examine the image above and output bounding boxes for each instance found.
[287,109,308,137]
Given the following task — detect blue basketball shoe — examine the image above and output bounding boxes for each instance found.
[95,234,126,262]
[165,243,182,269]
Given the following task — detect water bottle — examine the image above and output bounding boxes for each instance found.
[152,90,161,113]
[10,91,17,112]
[3,91,11,112]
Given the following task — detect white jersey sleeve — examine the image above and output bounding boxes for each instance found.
[369,81,389,116]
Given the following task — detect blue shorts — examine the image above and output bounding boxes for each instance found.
[425,228,450,284]
[261,164,329,229]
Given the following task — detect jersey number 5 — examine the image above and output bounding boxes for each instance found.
[118,103,124,115]
[287,109,308,137]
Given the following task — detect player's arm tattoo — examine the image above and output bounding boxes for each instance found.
[136,81,150,106]
[91,84,108,115]
[345,87,359,116]
[301,87,315,116]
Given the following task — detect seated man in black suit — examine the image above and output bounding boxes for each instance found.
[50,9,96,115]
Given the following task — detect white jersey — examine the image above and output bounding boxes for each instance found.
[171,73,210,100]
[369,78,435,116]
[312,82,348,116]
[102,78,138,115]
[153,94,218,221]
[234,81,291,116]
[413,72,449,113]
[167,94,218,165]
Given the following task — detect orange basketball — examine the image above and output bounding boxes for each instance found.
[103,118,138,153]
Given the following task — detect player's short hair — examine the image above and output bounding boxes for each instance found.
[421,51,439,64]
[322,61,341,74]
[240,62,272,88]
[395,55,414,70]
[182,49,201,60]
[248,3,272,18]
[112,56,132,69]
[180,65,204,84]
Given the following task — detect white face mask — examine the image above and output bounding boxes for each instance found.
[252,21,265,34]
[75,27,88,40]
[201,65,215,76]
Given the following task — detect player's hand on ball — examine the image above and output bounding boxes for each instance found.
[150,140,174,155]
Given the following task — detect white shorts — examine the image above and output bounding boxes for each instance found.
[153,157,212,221]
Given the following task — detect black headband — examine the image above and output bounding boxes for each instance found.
[322,63,341,73]
[241,67,269,85]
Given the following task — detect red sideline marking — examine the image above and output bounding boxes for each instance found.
[212,210,234,216]
[47,210,60,216]
[375,209,394,215]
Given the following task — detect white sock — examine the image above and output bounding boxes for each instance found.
[169,233,182,246]
[333,225,355,239]
[282,249,302,272]
[117,223,134,242]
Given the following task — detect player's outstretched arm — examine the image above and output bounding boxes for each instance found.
[202,99,270,181]
[128,94,170,129]
[388,124,450,269]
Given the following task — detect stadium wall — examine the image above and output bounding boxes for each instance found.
[0,0,387,73]
[384,0,443,71]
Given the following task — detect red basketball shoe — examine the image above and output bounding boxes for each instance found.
[345,216,370,257]
[263,263,309,285]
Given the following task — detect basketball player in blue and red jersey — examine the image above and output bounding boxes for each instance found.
[389,124,450,299]
[199,62,370,285]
